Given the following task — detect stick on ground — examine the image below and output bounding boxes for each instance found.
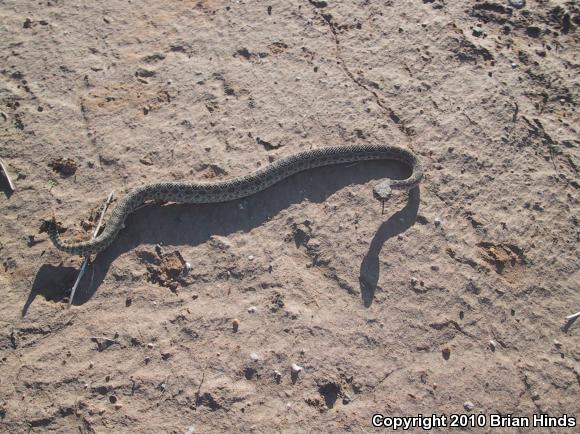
[68,191,114,308]
[0,157,15,191]
[566,311,580,321]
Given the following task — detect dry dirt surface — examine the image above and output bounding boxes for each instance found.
[0,0,579,433]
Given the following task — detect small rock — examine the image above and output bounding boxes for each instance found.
[291,363,303,374]
[147,343,154,349]
[342,393,352,404]
[526,26,542,38]
[411,277,418,286]
[464,401,475,411]
[183,262,192,274]
[247,306,257,313]
[489,340,497,352]
[442,347,451,360]
[472,26,484,37]
[511,62,518,69]
[247,255,255,261]
[554,339,562,348]
[273,370,282,383]
[135,68,156,78]
[434,217,442,227]
[161,352,172,361]
[397,234,404,240]
[89,361,94,369]
[232,319,240,333]
[250,352,259,362]
[114,403,123,410]
[508,0,525,9]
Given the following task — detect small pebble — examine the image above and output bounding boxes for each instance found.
[511,62,518,69]
[273,370,282,383]
[114,403,123,410]
[147,343,154,349]
[442,347,451,360]
[232,318,240,333]
[184,262,192,274]
[434,217,442,227]
[489,340,497,352]
[508,0,525,9]
[247,306,257,313]
[291,363,303,374]
[411,277,418,286]
[247,255,254,261]
[89,361,94,369]
[250,352,259,362]
[464,401,475,411]
[472,26,483,37]
[554,339,562,348]
[397,234,404,240]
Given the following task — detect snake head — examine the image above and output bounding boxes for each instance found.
[372,180,392,202]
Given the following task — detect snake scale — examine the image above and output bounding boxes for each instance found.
[48,145,423,256]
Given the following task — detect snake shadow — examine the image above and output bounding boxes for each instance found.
[25,159,420,314]
[359,187,420,307]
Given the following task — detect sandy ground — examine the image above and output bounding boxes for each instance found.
[0,0,579,433]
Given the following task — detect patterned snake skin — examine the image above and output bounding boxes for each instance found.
[48,145,423,256]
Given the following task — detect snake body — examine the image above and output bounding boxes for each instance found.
[49,145,423,256]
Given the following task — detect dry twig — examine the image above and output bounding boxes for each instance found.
[68,191,114,307]
[0,157,15,191]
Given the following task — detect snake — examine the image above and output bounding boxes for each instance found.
[48,145,423,256]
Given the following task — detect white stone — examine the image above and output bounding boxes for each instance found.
[291,363,303,374]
